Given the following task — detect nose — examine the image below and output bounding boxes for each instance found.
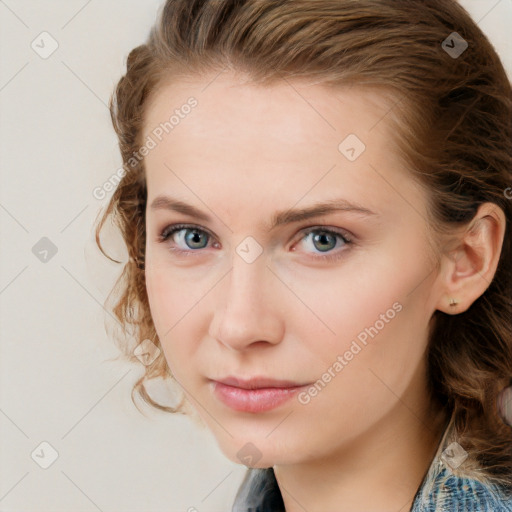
[208,254,285,352]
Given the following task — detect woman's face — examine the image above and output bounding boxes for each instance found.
[142,72,445,467]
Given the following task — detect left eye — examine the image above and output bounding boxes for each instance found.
[297,227,352,257]
[158,224,353,260]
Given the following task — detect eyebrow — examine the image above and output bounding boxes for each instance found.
[149,195,378,230]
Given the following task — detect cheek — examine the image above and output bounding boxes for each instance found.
[145,250,236,381]
[292,302,427,448]
[144,268,173,331]
[144,269,185,360]
[295,243,431,385]
[145,263,205,330]
[289,261,399,355]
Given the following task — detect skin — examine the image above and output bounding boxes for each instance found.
[142,70,506,512]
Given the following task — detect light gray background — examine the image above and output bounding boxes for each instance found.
[1,1,511,511]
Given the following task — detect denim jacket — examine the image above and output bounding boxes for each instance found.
[231,419,512,511]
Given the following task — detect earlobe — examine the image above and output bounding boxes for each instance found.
[448,297,459,308]
[435,203,506,315]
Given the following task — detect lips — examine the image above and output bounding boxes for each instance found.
[216,376,307,389]
[210,376,310,413]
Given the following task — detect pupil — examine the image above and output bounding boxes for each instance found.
[314,232,335,252]
[187,230,205,248]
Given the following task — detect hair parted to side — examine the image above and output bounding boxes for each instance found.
[95,0,512,486]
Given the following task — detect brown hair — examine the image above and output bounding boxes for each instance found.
[95,0,512,486]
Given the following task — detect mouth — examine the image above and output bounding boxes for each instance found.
[209,376,311,413]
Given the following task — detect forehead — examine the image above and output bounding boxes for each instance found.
[143,73,396,156]
[142,72,426,224]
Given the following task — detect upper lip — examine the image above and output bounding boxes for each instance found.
[213,376,308,389]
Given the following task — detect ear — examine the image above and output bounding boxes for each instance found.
[435,202,507,315]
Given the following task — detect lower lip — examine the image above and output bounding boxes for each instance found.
[211,381,308,413]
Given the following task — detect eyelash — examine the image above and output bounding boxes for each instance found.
[157,223,354,262]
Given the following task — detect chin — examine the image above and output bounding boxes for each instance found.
[213,433,306,469]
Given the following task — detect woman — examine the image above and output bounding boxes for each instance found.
[95,0,512,510]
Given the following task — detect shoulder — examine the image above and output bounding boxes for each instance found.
[413,466,512,512]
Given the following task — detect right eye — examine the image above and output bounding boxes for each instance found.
[158,223,216,254]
